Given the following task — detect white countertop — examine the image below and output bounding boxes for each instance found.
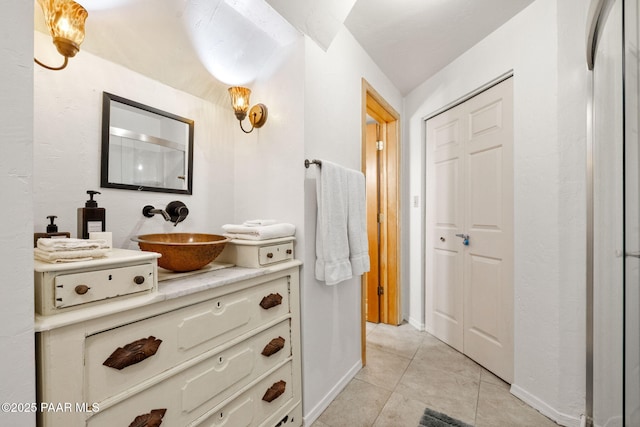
[34,259,302,332]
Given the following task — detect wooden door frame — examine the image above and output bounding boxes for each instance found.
[361,78,401,365]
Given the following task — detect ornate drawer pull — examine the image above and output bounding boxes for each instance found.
[262,380,286,403]
[128,408,166,427]
[259,293,283,310]
[103,336,163,370]
[261,336,286,357]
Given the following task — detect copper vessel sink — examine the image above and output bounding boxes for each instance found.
[132,233,230,272]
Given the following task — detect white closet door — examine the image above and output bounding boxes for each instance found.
[425,101,465,352]
[426,77,514,383]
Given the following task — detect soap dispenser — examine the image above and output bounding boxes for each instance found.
[34,215,71,247]
[78,190,106,239]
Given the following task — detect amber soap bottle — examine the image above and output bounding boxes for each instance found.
[77,190,106,239]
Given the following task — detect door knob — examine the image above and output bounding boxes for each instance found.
[455,233,470,246]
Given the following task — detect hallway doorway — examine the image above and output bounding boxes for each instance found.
[361,79,401,365]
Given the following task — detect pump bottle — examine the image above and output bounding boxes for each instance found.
[34,215,71,247]
[78,190,106,239]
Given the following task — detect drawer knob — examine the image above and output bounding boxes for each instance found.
[286,249,292,255]
[103,336,163,370]
[74,284,90,295]
[262,380,286,403]
[134,275,145,285]
[267,252,274,258]
[261,336,286,357]
[128,408,166,427]
[259,293,283,310]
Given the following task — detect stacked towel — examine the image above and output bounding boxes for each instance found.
[242,219,278,226]
[222,221,296,241]
[34,238,110,263]
[315,160,370,285]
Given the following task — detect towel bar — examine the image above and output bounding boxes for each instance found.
[304,159,322,168]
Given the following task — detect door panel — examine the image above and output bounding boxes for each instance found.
[469,148,503,229]
[469,100,503,138]
[426,77,513,383]
[427,113,465,351]
[432,248,463,350]
[435,160,460,227]
[463,78,513,384]
[468,254,502,343]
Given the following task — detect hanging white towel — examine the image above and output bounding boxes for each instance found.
[315,160,369,285]
[347,170,370,276]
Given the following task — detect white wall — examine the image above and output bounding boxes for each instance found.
[405,0,587,424]
[301,27,402,424]
[556,0,589,420]
[234,38,305,234]
[33,31,238,246]
[0,1,36,426]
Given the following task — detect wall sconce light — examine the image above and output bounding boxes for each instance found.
[228,87,268,133]
[35,0,88,71]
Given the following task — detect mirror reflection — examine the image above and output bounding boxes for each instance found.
[101,92,194,194]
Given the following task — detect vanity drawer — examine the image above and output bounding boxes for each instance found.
[217,237,295,268]
[86,358,294,427]
[190,362,294,427]
[259,242,294,266]
[84,277,290,403]
[54,263,155,309]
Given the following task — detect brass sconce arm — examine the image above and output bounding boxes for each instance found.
[34,56,69,71]
[228,86,268,134]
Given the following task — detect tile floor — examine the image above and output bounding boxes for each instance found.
[310,322,559,427]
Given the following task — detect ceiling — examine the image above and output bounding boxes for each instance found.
[34,0,536,99]
[343,0,536,95]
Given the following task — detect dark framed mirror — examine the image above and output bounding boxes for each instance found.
[101,92,194,194]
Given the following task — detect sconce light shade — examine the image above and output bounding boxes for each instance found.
[35,0,88,71]
[228,86,268,134]
[229,86,252,121]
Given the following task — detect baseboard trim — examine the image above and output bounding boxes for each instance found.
[408,316,425,331]
[303,359,362,426]
[510,384,582,427]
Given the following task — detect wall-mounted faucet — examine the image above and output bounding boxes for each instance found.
[142,201,189,226]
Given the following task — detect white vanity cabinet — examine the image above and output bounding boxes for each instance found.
[35,261,302,427]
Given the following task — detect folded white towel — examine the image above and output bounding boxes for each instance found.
[221,223,296,240]
[37,238,109,252]
[34,247,109,263]
[242,219,278,227]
